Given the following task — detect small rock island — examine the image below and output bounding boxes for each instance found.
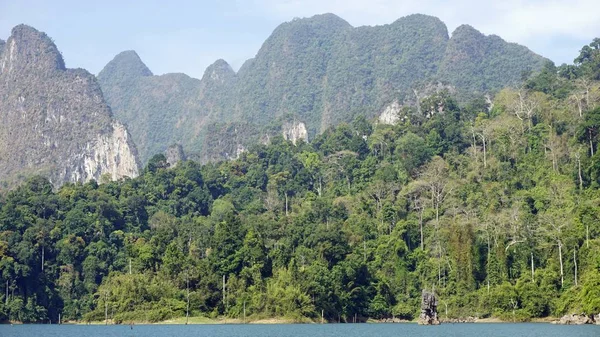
[418,290,440,325]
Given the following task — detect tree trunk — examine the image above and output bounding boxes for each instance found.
[438,258,441,287]
[223,275,226,310]
[573,248,578,287]
[589,129,594,156]
[318,176,322,197]
[285,193,289,217]
[487,233,491,292]
[531,252,535,283]
[558,241,564,287]
[586,224,590,248]
[186,270,190,324]
[585,85,590,108]
[105,291,109,325]
[472,128,478,164]
[435,202,439,227]
[41,246,44,272]
[482,135,487,168]
[419,207,424,250]
[577,154,583,189]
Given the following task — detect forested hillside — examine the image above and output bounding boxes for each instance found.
[99,13,546,164]
[1,39,599,324]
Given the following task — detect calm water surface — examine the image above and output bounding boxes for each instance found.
[1,323,599,337]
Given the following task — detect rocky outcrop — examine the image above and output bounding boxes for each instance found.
[379,317,412,323]
[61,122,139,183]
[282,120,308,145]
[164,144,186,167]
[0,25,139,188]
[201,59,235,85]
[378,101,403,125]
[554,314,596,325]
[418,290,440,325]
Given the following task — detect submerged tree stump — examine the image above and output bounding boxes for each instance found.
[418,290,440,325]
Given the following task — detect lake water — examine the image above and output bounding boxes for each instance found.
[1,323,599,337]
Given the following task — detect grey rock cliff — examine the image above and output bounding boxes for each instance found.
[418,290,440,325]
[164,144,186,167]
[378,101,403,125]
[0,25,139,187]
[555,314,596,325]
[282,120,308,145]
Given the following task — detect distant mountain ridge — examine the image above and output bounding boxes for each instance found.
[99,13,547,164]
[0,25,139,188]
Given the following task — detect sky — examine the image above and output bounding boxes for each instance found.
[1,0,598,79]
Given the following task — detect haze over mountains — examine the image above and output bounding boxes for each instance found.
[1,13,548,186]
[98,13,547,164]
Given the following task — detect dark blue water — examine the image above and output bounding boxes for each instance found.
[1,323,598,337]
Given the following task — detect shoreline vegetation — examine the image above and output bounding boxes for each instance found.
[3,315,563,325]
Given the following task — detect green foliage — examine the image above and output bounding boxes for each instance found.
[2,38,600,323]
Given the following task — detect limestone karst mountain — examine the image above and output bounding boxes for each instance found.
[99,14,547,164]
[98,52,235,164]
[438,24,544,95]
[0,25,139,188]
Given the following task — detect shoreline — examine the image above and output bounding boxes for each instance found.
[3,315,570,326]
[51,316,563,326]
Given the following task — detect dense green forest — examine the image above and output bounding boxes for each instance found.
[1,39,600,324]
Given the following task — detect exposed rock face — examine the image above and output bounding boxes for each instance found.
[418,290,440,325]
[378,101,403,125]
[202,59,235,85]
[64,121,139,183]
[555,314,595,325]
[235,144,246,159]
[282,120,308,145]
[164,144,186,167]
[0,25,139,187]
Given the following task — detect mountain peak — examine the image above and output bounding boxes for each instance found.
[290,13,349,25]
[394,13,445,24]
[451,24,484,39]
[1,24,65,75]
[388,14,449,40]
[201,59,235,84]
[277,12,352,34]
[98,50,152,82]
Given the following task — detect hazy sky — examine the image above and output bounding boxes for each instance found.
[1,0,598,79]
